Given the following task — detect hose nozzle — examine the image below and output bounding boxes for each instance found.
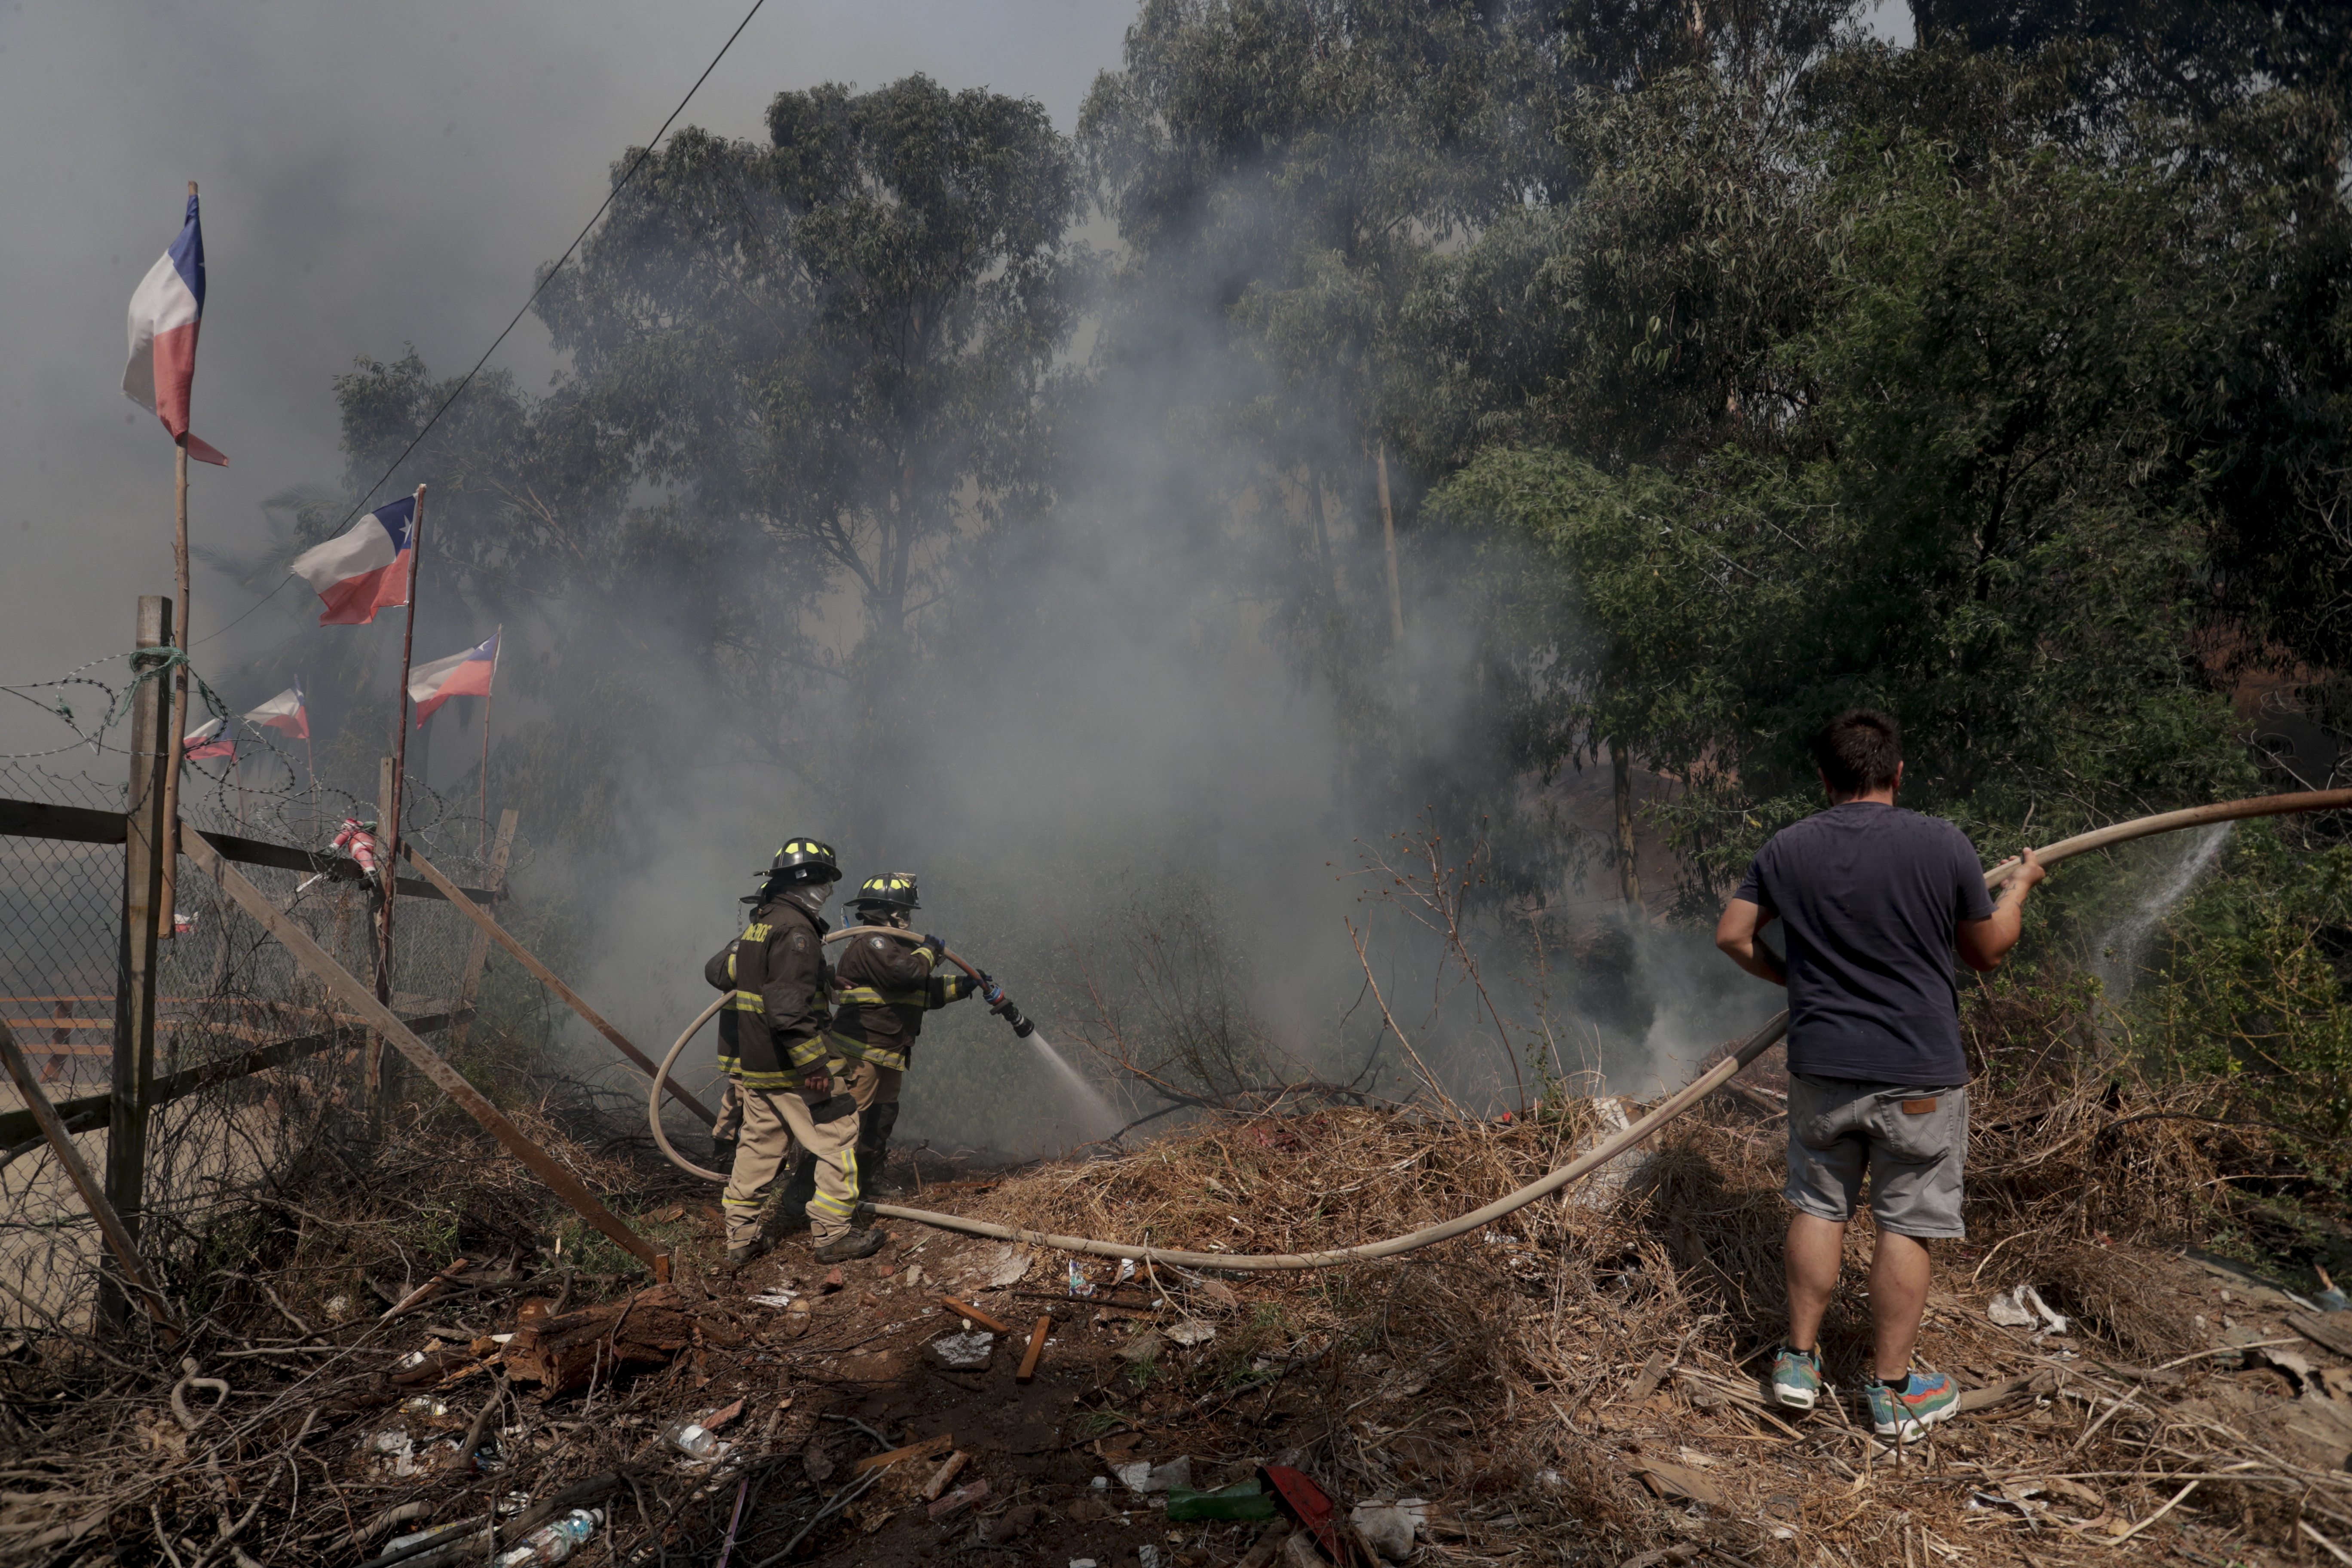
[979,974,1034,1038]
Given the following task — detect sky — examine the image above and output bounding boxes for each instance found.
[0,0,1135,753]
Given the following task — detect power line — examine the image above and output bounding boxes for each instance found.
[223,0,774,641]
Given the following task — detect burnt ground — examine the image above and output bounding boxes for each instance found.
[11,1080,2352,1567]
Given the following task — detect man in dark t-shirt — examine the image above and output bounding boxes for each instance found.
[1715,709,2044,1441]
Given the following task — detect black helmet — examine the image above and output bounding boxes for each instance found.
[848,871,920,914]
[768,836,842,884]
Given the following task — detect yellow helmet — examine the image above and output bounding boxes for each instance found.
[850,870,921,913]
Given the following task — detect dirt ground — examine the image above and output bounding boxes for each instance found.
[9,1078,2352,1567]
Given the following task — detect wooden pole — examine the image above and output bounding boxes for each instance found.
[365,756,395,1111]
[399,840,718,1127]
[1375,441,1404,643]
[478,628,499,858]
[102,595,172,1332]
[447,808,518,1054]
[181,827,666,1271]
[380,484,426,1020]
[0,1020,179,1335]
[156,181,197,942]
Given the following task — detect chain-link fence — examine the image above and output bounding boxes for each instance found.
[0,725,532,1332]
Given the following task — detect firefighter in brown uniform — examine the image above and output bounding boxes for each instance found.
[701,838,882,1266]
[823,873,982,1194]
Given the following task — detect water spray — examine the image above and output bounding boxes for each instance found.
[646,788,2352,1269]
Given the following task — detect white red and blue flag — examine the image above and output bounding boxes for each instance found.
[182,715,237,761]
[123,192,228,466]
[245,681,309,739]
[289,497,416,626]
[407,630,499,724]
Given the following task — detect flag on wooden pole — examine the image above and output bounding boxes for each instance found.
[245,681,309,738]
[289,496,416,625]
[407,631,499,725]
[123,192,228,466]
[182,715,237,760]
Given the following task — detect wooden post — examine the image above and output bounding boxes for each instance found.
[381,484,426,1021]
[447,809,518,1054]
[365,753,395,1112]
[400,841,717,1127]
[181,827,666,1272]
[159,442,190,938]
[0,1020,178,1335]
[1375,441,1404,643]
[102,594,171,1331]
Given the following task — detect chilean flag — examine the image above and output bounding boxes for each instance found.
[288,496,415,625]
[245,681,309,739]
[408,630,499,724]
[183,715,238,761]
[123,192,229,466]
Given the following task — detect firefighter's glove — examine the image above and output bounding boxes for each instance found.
[799,1066,833,1098]
[922,933,949,960]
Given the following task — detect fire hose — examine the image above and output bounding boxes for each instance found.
[645,789,2352,1271]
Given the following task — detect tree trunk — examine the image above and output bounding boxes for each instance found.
[1613,743,1645,914]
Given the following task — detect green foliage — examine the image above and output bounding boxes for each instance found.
[2148,825,2352,1152]
[1434,124,2273,899]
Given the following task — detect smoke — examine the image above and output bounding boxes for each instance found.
[0,4,1798,1160]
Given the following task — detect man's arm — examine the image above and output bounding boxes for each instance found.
[1956,847,2046,972]
[1715,897,1786,986]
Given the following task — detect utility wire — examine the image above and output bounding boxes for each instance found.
[202,0,773,647]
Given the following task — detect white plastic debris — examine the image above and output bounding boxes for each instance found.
[1088,1476,1109,1491]
[747,1291,799,1309]
[1139,1547,1162,1568]
[1165,1320,1216,1348]
[1116,1456,1192,1494]
[1350,1499,1427,1563]
[930,1330,995,1369]
[1116,1259,1138,1285]
[1987,1284,2070,1335]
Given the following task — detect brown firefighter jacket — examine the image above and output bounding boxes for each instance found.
[703,898,833,1087]
[828,929,977,1072]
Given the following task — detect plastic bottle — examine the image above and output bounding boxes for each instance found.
[658,1417,728,1460]
[1164,1479,1279,1522]
[493,1508,603,1567]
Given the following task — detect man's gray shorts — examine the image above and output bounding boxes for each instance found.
[1784,1073,1968,1239]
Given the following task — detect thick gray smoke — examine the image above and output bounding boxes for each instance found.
[0,3,1801,1161]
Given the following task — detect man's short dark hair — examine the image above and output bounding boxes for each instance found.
[1813,708,1902,796]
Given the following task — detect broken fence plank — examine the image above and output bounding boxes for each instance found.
[0,1020,178,1335]
[183,827,665,1272]
[1017,1315,1050,1384]
[854,1432,954,1476]
[921,1451,972,1502]
[2288,1311,2352,1362]
[942,1296,1014,1335]
[0,1007,472,1149]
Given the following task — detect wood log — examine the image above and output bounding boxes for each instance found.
[501,1283,698,1395]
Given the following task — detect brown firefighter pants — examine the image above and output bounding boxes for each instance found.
[722,1077,861,1249]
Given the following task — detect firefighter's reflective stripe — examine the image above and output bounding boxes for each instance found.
[808,1147,861,1220]
[835,985,929,1008]
[829,1031,907,1072]
[729,988,765,1014]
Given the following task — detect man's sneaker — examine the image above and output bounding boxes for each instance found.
[1767,1346,1824,1411]
[812,1229,885,1265]
[1866,1371,1958,1442]
[724,1236,771,1269]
